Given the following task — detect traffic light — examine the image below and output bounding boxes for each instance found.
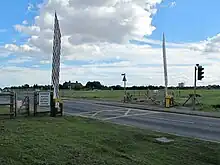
[197,65,204,80]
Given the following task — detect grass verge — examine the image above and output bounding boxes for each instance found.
[0,116,220,165]
[60,89,220,112]
[0,105,11,115]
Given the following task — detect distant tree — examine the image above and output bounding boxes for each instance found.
[23,84,29,89]
[33,84,39,89]
[110,85,123,90]
[85,81,104,90]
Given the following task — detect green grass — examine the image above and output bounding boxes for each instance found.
[60,90,149,101]
[0,105,11,115]
[0,116,219,165]
[60,90,127,100]
[174,89,220,112]
[174,89,220,105]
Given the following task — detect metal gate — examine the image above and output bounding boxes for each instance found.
[0,92,16,118]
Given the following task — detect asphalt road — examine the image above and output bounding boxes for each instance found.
[64,99,220,142]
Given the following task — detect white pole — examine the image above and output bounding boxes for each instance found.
[162,33,168,97]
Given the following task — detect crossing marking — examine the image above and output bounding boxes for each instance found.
[125,109,131,116]
[103,111,159,121]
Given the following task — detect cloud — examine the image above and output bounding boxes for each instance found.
[169,1,176,8]
[0,66,51,87]
[4,44,40,53]
[27,3,39,13]
[137,37,194,48]
[22,20,28,25]
[160,1,176,8]
[4,0,165,62]
[190,33,220,53]
[40,60,50,64]
[11,0,162,51]
[0,47,12,57]
[7,57,32,64]
[27,3,34,11]
[1,41,219,88]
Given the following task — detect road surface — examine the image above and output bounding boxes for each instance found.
[64,99,220,142]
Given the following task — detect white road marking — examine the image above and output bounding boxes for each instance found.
[103,112,159,121]
[65,112,93,118]
[91,110,103,117]
[125,109,131,116]
[73,109,127,117]
[67,111,195,124]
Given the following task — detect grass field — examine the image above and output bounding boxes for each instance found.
[60,89,127,100]
[0,116,219,165]
[60,89,220,112]
[0,105,11,115]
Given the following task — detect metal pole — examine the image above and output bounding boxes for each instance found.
[14,92,17,117]
[10,92,13,119]
[27,96,30,116]
[193,66,197,110]
[34,92,37,116]
[122,73,127,102]
[124,81,126,96]
[162,33,168,97]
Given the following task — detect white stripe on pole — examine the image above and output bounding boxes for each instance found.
[51,12,61,100]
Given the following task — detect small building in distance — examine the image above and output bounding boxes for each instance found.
[70,81,83,90]
[178,82,185,88]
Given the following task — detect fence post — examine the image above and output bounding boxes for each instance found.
[10,92,14,119]
[14,92,17,117]
[59,102,63,116]
[50,92,56,117]
[27,96,30,116]
[34,92,37,116]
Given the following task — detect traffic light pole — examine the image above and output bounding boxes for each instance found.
[121,73,127,102]
[124,80,126,96]
[193,66,197,110]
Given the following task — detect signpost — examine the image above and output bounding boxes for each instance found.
[121,73,127,102]
[39,92,51,107]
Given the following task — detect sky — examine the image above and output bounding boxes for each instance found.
[0,0,220,88]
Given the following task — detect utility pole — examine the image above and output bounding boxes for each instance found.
[193,65,198,110]
[162,33,168,97]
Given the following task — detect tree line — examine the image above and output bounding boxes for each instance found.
[2,81,220,91]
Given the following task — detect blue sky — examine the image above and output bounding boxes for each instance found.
[0,0,220,87]
[0,0,41,45]
[0,0,219,45]
[151,0,220,42]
